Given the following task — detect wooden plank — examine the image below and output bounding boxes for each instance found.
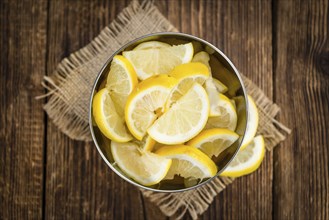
[0,0,47,219]
[150,1,274,219]
[45,0,146,219]
[273,0,329,219]
[201,1,274,219]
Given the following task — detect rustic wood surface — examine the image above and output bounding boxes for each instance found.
[0,0,328,219]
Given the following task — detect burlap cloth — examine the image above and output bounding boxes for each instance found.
[39,1,291,219]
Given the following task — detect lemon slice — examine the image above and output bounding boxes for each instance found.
[213,78,228,93]
[192,51,228,93]
[156,145,217,179]
[192,51,211,70]
[148,83,209,144]
[133,41,170,50]
[125,74,177,140]
[205,93,238,131]
[152,141,166,152]
[240,95,259,150]
[204,78,222,117]
[111,141,172,186]
[187,128,239,158]
[133,135,156,151]
[105,55,138,114]
[166,62,210,109]
[123,43,194,80]
[169,62,210,83]
[92,88,132,142]
[220,135,265,177]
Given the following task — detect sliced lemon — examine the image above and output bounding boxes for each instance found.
[192,51,228,93]
[166,62,210,109]
[213,78,228,93]
[204,78,222,117]
[240,95,259,150]
[133,135,156,151]
[92,88,132,142]
[169,62,210,83]
[111,141,172,186]
[133,41,170,50]
[148,83,209,144]
[123,43,194,80]
[152,141,166,152]
[205,93,238,131]
[187,128,239,158]
[192,51,211,70]
[125,74,177,140]
[105,55,138,114]
[155,145,217,179]
[220,135,265,177]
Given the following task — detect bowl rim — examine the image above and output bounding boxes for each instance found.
[89,32,249,193]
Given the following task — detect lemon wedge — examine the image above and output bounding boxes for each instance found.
[111,141,172,186]
[204,78,222,117]
[192,51,228,93]
[125,74,177,140]
[156,145,217,179]
[166,62,210,109]
[220,135,265,177]
[205,93,238,131]
[133,41,170,50]
[213,78,228,93]
[148,83,209,144]
[92,88,132,142]
[187,128,239,158]
[169,62,210,83]
[240,95,259,150]
[133,135,156,151]
[123,43,194,80]
[192,51,211,70]
[105,55,138,114]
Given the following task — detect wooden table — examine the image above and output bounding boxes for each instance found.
[1,0,328,219]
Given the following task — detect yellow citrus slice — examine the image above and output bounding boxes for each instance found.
[187,128,239,158]
[123,43,194,80]
[192,51,211,70]
[133,135,156,151]
[148,83,209,144]
[105,55,138,114]
[155,145,217,179]
[204,78,222,117]
[241,95,259,150]
[220,135,265,177]
[111,141,172,186]
[205,93,238,131]
[192,51,228,93]
[166,62,210,109]
[213,78,228,93]
[169,62,210,83]
[125,74,178,140]
[92,88,132,142]
[133,41,170,50]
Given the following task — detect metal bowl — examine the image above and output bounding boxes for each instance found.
[89,32,248,193]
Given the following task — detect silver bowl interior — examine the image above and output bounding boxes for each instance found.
[89,32,248,192]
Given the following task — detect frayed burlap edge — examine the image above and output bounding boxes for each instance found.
[37,0,177,140]
[142,177,235,219]
[38,0,291,219]
[141,76,291,219]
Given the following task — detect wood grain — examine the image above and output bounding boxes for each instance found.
[273,0,329,219]
[201,1,273,219]
[0,0,328,219]
[147,1,274,219]
[45,1,145,219]
[0,0,47,219]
